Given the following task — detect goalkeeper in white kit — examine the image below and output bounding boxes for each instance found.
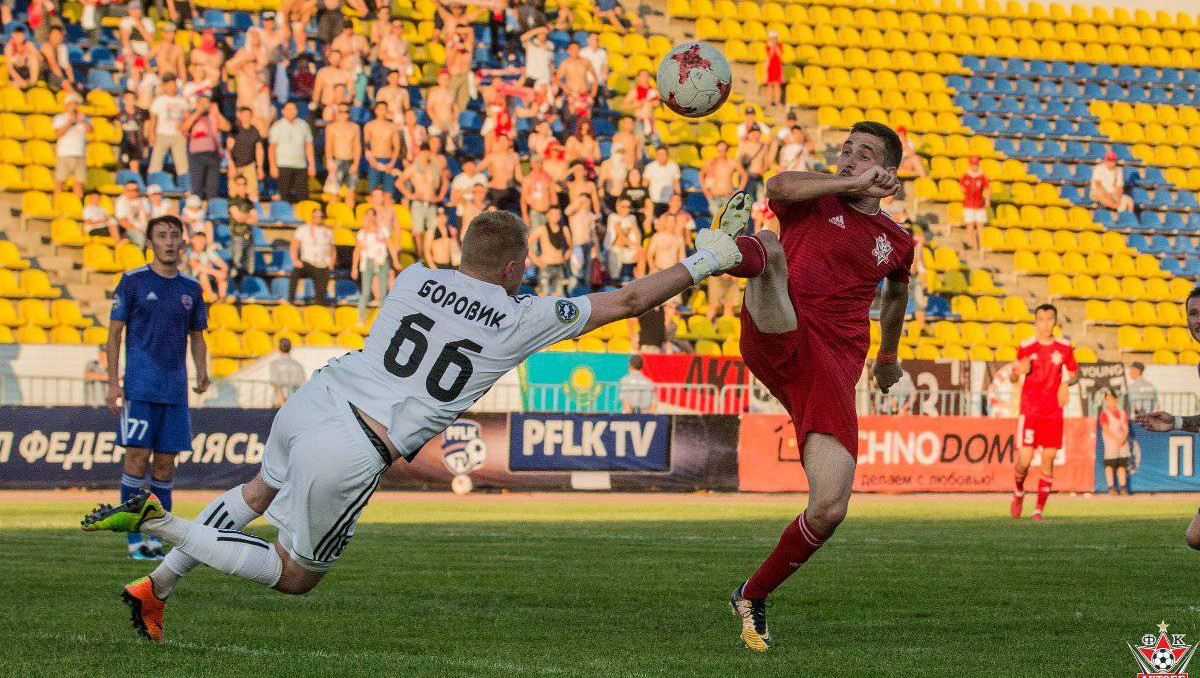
[81,194,754,643]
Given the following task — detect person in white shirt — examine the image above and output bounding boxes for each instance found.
[119,1,156,58]
[83,203,747,626]
[114,182,152,246]
[148,74,191,175]
[520,26,554,87]
[605,197,642,282]
[53,97,91,197]
[643,147,681,217]
[449,159,489,205]
[288,208,337,306]
[83,192,118,238]
[186,231,230,301]
[352,208,401,320]
[1091,151,1135,212]
[619,354,656,413]
[146,185,178,219]
[735,106,770,143]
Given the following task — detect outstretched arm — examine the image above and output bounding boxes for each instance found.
[766,167,898,205]
[1138,411,1200,432]
[582,230,740,333]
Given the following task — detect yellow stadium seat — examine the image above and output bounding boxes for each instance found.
[82,325,107,345]
[18,299,55,328]
[305,331,335,347]
[544,340,575,352]
[48,325,82,343]
[0,241,30,270]
[273,305,308,333]
[1003,296,1033,321]
[51,299,89,328]
[1117,326,1142,351]
[577,336,607,353]
[336,330,365,350]
[243,329,274,357]
[995,346,1017,361]
[1142,327,1168,352]
[242,304,280,332]
[914,344,939,360]
[0,300,23,327]
[1108,300,1134,324]
[211,358,240,378]
[969,270,999,294]
[209,329,244,358]
[19,269,59,299]
[303,305,338,334]
[976,297,1004,321]
[209,303,245,331]
[16,325,48,344]
[1084,299,1109,322]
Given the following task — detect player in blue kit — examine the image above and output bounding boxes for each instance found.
[105,215,211,560]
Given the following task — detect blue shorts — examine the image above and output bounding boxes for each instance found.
[118,400,194,453]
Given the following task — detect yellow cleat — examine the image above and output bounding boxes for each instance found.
[730,582,772,652]
[710,191,753,238]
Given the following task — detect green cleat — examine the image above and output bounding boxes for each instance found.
[710,190,753,239]
[81,491,165,533]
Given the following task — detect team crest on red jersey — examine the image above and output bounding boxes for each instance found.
[872,235,893,265]
[1051,350,1063,365]
[828,214,845,228]
[1129,621,1196,677]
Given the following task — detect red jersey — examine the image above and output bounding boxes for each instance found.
[960,171,989,209]
[739,194,915,457]
[1016,337,1077,416]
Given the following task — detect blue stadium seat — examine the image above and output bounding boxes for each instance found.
[1127,233,1151,252]
[1085,143,1107,160]
[1029,61,1051,78]
[1132,187,1153,205]
[925,295,952,318]
[271,276,297,301]
[1046,164,1071,182]
[459,134,485,159]
[207,198,229,221]
[1082,82,1104,100]
[1177,192,1200,210]
[1042,100,1064,117]
[1023,161,1048,179]
[1162,68,1183,86]
[1161,257,1184,277]
[238,276,275,301]
[993,138,1018,156]
[1050,61,1073,78]
[1066,101,1092,118]
[1016,139,1039,157]
[1036,80,1058,97]
[982,117,1005,134]
[946,75,969,92]
[115,169,144,189]
[1117,212,1141,230]
[1041,140,1065,158]
[334,279,359,302]
[1116,145,1137,162]
[1095,64,1117,81]
[1072,163,1093,184]
[1029,119,1052,136]
[961,55,982,72]
[1061,82,1083,98]
[1165,214,1188,234]
[1076,120,1101,137]
[994,79,1017,96]
[680,167,701,192]
[1183,258,1200,277]
[1013,80,1036,96]
[147,172,178,193]
[684,192,709,217]
[976,96,998,113]
[981,56,1003,73]
[1073,62,1095,79]
[1092,210,1116,228]
[1059,185,1085,204]
[1149,190,1174,209]
[1117,64,1138,82]
[1148,235,1171,254]
[1141,212,1164,231]
[213,222,231,246]
[87,69,119,92]
[1185,214,1200,232]
[268,201,300,225]
[1050,120,1075,136]
[1006,58,1027,76]
[1148,88,1170,104]
[197,9,231,30]
[458,110,483,132]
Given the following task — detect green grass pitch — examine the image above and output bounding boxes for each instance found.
[1,491,1197,677]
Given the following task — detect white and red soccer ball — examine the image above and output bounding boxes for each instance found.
[656,42,733,118]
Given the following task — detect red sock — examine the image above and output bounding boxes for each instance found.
[1035,477,1052,512]
[1014,472,1026,498]
[742,511,827,599]
[724,236,767,278]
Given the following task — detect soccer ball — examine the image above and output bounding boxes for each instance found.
[1150,647,1177,671]
[656,42,733,118]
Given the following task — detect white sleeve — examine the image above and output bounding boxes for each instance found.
[514,295,593,353]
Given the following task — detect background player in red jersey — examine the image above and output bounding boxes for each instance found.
[1009,304,1078,522]
[717,121,914,652]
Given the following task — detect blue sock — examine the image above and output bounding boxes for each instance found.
[120,473,146,547]
[149,477,174,513]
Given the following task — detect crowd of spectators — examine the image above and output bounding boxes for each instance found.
[9,0,843,334]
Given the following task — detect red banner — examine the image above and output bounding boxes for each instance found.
[639,354,750,413]
[737,415,1096,493]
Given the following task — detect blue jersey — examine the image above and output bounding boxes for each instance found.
[111,266,207,405]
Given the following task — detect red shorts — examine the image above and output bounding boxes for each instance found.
[740,311,865,460]
[1017,413,1064,450]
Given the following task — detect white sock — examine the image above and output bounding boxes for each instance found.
[151,485,261,598]
[141,514,282,588]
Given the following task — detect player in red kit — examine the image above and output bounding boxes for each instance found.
[959,156,990,252]
[715,121,914,652]
[1009,304,1078,522]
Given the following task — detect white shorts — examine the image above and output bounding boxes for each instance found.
[260,381,389,572]
[962,207,988,224]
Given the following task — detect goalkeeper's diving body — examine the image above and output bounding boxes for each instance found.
[81,201,751,643]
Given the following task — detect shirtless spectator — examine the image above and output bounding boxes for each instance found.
[644,211,687,324]
[530,207,572,296]
[397,144,446,260]
[457,183,489,231]
[611,116,644,168]
[527,119,556,160]
[736,127,772,199]
[426,71,460,149]
[654,194,696,242]
[183,61,217,104]
[224,30,269,110]
[149,24,186,79]
[595,0,642,30]
[398,108,428,163]
[565,192,598,286]
[896,125,927,178]
[700,140,747,217]
[364,102,402,194]
[128,57,160,113]
[565,120,601,168]
[555,42,598,120]
[597,154,629,213]
[376,69,411,121]
[579,33,609,99]
[522,154,556,231]
[377,18,412,77]
[39,26,74,90]
[260,12,293,65]
[444,24,475,111]
[479,134,523,212]
[4,27,41,89]
[330,22,369,73]
[281,0,318,53]
[543,140,570,185]
[324,104,362,206]
[777,125,817,172]
[423,209,461,270]
[620,70,660,144]
[189,30,225,83]
[187,232,230,301]
[313,50,354,120]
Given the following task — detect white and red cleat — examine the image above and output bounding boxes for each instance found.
[1031,510,1044,522]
